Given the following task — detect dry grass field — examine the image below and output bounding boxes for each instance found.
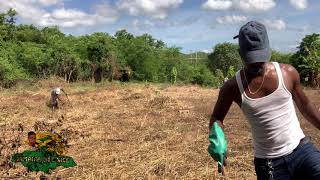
[0,80,319,179]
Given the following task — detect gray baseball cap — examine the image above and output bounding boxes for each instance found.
[233,21,271,64]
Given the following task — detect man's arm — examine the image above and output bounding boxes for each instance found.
[289,65,320,130]
[57,95,64,104]
[209,79,236,130]
[61,88,68,96]
[208,79,236,174]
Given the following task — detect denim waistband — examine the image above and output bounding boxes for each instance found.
[254,136,311,162]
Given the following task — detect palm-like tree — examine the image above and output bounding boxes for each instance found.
[297,33,320,87]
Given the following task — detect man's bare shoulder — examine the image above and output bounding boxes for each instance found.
[219,75,241,105]
[277,63,301,92]
[279,63,299,80]
[220,76,238,94]
[279,63,296,71]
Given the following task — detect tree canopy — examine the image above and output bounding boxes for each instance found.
[0,9,317,88]
[291,33,320,87]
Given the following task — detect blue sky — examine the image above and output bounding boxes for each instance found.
[0,0,319,53]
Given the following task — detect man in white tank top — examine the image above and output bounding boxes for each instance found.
[208,21,320,179]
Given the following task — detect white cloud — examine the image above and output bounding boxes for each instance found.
[93,3,118,18]
[0,0,118,28]
[51,8,87,20]
[216,15,248,24]
[156,16,200,28]
[202,0,276,13]
[233,0,275,13]
[43,7,118,28]
[0,0,45,23]
[202,0,233,10]
[117,0,183,19]
[37,0,62,6]
[41,8,118,28]
[287,25,309,33]
[144,19,155,27]
[132,19,139,29]
[263,19,286,31]
[132,19,155,31]
[289,0,307,10]
[202,49,213,53]
[288,44,299,49]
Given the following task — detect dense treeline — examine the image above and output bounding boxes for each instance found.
[0,9,221,88]
[0,9,319,88]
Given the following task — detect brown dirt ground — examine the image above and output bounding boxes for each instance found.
[0,81,319,180]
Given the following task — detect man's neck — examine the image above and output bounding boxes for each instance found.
[244,63,267,79]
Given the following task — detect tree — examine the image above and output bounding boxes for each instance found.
[171,66,177,84]
[0,8,18,41]
[208,43,242,76]
[227,66,235,78]
[86,33,115,83]
[17,42,49,78]
[51,47,80,83]
[271,50,292,64]
[114,29,134,70]
[0,8,244,88]
[292,33,320,87]
[214,69,224,86]
[115,33,161,82]
[16,25,42,43]
[158,46,182,82]
[0,42,28,87]
[5,8,17,41]
[114,29,134,40]
[41,26,65,45]
[191,63,219,87]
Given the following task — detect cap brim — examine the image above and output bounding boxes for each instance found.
[243,48,271,64]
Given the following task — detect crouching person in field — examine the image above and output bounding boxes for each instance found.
[208,21,320,179]
[47,87,67,114]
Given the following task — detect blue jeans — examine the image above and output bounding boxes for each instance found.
[254,139,320,180]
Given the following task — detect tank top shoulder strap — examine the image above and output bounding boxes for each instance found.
[272,62,292,94]
[235,70,245,95]
[272,62,283,89]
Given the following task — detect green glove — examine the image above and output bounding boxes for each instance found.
[208,122,228,168]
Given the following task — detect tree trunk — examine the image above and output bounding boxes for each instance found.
[91,64,97,83]
[309,71,315,87]
[93,67,102,83]
[68,69,74,83]
[316,72,320,88]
